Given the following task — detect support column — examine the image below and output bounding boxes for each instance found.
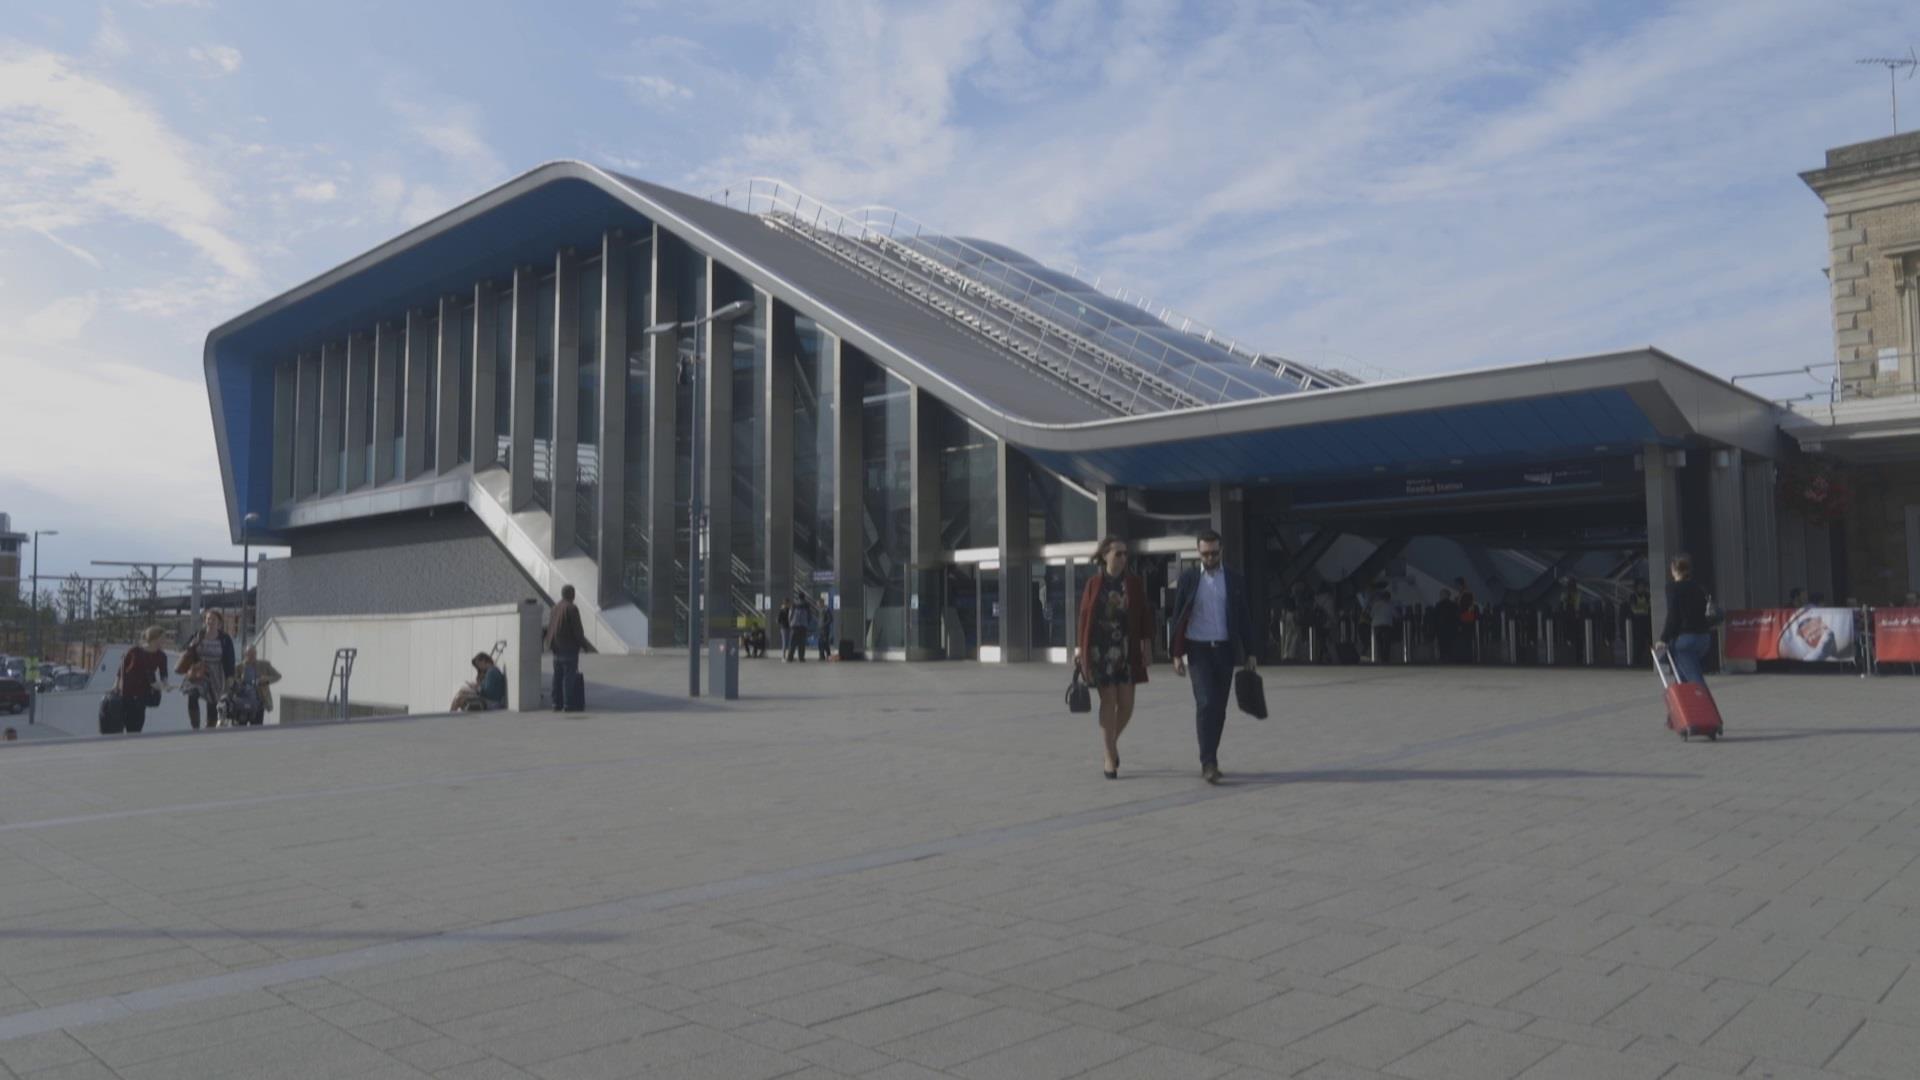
[596,232,628,607]
[435,294,462,474]
[344,333,372,491]
[1743,456,1780,607]
[646,230,679,646]
[704,305,734,635]
[1643,444,1683,637]
[831,336,865,653]
[1210,484,1246,572]
[763,300,794,618]
[550,249,581,555]
[998,441,1033,662]
[372,324,399,485]
[908,387,943,659]
[510,265,538,510]
[1094,483,1128,541]
[317,341,346,496]
[272,361,295,506]
[293,351,319,499]
[471,281,499,470]
[1708,448,1748,611]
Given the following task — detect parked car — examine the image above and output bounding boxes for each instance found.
[0,679,27,714]
[53,671,90,691]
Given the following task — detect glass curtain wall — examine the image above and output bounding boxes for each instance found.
[786,306,834,597]
[421,313,439,472]
[456,301,474,463]
[576,257,601,556]
[354,347,373,486]
[715,266,763,628]
[493,287,513,469]
[622,235,653,611]
[936,404,998,551]
[532,274,556,508]
[383,326,405,482]
[1027,465,1097,544]
[324,349,346,489]
[666,234,703,646]
[860,355,911,652]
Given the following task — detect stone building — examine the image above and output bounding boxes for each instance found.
[1794,132,1920,603]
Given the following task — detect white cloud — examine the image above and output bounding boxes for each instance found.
[19,292,98,343]
[291,179,337,203]
[0,46,257,281]
[389,97,503,179]
[618,74,692,103]
[92,9,131,59]
[188,44,243,75]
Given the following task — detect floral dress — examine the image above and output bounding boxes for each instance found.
[1089,573,1134,687]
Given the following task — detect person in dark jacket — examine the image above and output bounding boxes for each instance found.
[545,585,587,712]
[183,611,235,729]
[115,626,172,734]
[1655,554,1713,687]
[1076,536,1151,780]
[1170,530,1257,784]
[816,592,834,661]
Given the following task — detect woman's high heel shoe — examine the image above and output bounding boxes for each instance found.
[1104,754,1119,780]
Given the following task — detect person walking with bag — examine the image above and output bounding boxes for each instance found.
[545,584,587,712]
[1654,554,1714,687]
[233,646,281,726]
[1075,537,1151,779]
[113,626,172,734]
[1171,529,1257,784]
[181,611,235,729]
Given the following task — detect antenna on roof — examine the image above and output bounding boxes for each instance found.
[1857,47,1918,134]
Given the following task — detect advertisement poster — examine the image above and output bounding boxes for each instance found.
[1874,608,1920,663]
[1724,607,1857,662]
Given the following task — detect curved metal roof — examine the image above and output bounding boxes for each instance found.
[205,161,1790,541]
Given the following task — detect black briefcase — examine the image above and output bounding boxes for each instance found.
[1234,670,1268,720]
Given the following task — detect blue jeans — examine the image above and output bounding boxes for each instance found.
[552,650,579,710]
[1669,633,1711,689]
[1187,642,1235,767]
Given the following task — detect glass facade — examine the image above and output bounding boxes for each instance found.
[860,355,911,652]
[665,234,703,646]
[457,302,473,463]
[576,257,601,557]
[622,236,652,612]
[1027,465,1097,545]
[936,403,998,551]
[421,314,439,473]
[382,326,405,482]
[493,288,513,469]
[532,273,556,509]
[785,305,834,595]
[717,267,764,627]
[324,350,346,489]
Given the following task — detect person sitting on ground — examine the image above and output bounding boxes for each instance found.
[450,653,509,712]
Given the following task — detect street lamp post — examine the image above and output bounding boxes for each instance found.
[27,529,58,726]
[644,298,755,698]
[240,512,260,646]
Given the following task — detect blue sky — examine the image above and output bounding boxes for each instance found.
[0,0,1913,582]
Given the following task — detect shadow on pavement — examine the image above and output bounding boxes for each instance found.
[0,926,621,944]
[1705,725,1920,742]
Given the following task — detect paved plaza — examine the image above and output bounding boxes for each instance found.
[3,659,1920,1079]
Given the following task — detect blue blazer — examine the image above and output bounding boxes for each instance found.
[1171,566,1255,664]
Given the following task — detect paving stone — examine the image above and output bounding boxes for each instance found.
[814,989,994,1047]
[1205,989,1369,1048]
[1774,948,1908,1002]
[1412,953,1554,1007]
[1289,1005,1459,1070]
[1076,1043,1238,1079]
[1382,1023,1558,1080]
[1512,1043,1671,1079]
[950,1024,1142,1080]
[1702,996,1863,1068]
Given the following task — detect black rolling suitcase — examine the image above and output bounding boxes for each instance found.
[98,693,126,735]
[565,671,586,713]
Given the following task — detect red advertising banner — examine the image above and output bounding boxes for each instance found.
[1723,609,1789,661]
[1874,608,1920,663]
[1725,607,1860,663]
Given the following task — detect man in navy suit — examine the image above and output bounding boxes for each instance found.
[1171,529,1258,784]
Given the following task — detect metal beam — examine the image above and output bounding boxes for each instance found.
[435,294,462,474]
[831,335,864,654]
[293,351,319,499]
[510,265,538,510]
[550,248,581,555]
[646,228,679,646]
[344,333,372,491]
[317,341,346,496]
[471,281,500,470]
[403,308,432,479]
[596,230,629,607]
[371,322,400,485]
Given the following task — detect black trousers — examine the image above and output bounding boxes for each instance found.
[1187,642,1234,768]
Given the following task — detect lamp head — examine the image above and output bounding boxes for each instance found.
[710,299,755,323]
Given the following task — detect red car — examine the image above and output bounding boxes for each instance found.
[0,679,26,714]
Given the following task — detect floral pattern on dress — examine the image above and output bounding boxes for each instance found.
[1090,573,1134,687]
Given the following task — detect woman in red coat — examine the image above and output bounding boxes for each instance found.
[1076,536,1152,779]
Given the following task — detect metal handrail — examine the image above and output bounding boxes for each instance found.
[709,178,1290,410]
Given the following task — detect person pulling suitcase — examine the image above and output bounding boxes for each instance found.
[1653,554,1722,740]
[546,584,588,713]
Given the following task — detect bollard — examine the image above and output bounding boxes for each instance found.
[1506,616,1518,664]
[708,639,740,700]
[1402,620,1413,665]
[1625,619,1637,667]
[1543,616,1555,665]
[1584,617,1596,666]
[1473,621,1484,664]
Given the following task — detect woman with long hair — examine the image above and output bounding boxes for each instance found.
[1075,536,1152,779]
[1654,554,1713,687]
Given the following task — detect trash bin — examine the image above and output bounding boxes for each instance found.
[708,638,740,700]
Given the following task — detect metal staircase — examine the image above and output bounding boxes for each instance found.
[709,179,1331,416]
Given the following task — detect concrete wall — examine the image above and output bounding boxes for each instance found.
[258,508,546,626]
[254,601,542,717]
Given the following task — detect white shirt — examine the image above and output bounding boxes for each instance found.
[1188,566,1229,642]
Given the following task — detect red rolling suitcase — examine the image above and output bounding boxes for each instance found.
[1655,648,1722,741]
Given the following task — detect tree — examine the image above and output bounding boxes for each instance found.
[59,573,86,624]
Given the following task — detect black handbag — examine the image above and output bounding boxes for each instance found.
[1234,669,1268,720]
[1066,669,1092,714]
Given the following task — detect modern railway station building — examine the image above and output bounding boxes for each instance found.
[208,139,1920,669]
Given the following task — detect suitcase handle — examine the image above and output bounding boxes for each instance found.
[1652,644,1680,689]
